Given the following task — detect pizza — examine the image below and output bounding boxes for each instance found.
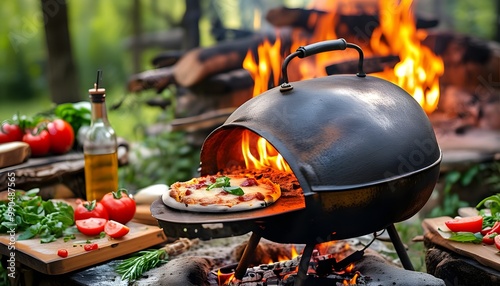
[162,174,281,212]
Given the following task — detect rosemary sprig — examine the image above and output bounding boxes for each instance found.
[116,249,168,282]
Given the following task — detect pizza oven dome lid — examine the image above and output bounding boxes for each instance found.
[200,74,441,194]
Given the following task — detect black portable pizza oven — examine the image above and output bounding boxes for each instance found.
[151,39,441,278]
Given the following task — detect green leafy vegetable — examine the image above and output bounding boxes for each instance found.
[116,249,168,282]
[477,193,500,216]
[222,186,244,196]
[0,189,75,243]
[54,101,91,136]
[447,232,483,243]
[206,176,231,190]
[205,176,245,196]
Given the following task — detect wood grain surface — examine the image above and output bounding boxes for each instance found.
[0,221,167,275]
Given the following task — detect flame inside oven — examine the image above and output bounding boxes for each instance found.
[241,129,291,173]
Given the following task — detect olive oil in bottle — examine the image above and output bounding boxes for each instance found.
[83,71,118,201]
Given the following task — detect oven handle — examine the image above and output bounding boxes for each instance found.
[280,38,366,92]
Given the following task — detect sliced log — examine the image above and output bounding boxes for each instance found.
[127,67,174,92]
[173,34,271,87]
[139,256,215,286]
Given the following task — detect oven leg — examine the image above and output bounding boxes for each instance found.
[234,232,262,280]
[294,243,315,286]
[386,224,414,271]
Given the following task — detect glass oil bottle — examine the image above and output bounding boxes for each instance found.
[83,71,118,201]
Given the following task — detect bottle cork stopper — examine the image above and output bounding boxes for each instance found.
[89,70,106,102]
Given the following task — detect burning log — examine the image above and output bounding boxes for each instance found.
[207,249,445,286]
[231,239,296,267]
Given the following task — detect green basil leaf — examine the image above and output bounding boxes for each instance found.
[448,232,482,244]
[206,176,230,190]
[222,186,244,196]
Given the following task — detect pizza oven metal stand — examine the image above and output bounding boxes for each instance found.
[151,39,442,285]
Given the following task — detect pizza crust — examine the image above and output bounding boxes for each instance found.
[162,175,281,213]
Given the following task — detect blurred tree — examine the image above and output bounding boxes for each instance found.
[41,0,80,104]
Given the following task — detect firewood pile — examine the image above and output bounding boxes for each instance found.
[126,4,500,151]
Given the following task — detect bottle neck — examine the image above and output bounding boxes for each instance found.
[90,101,110,124]
[89,92,110,124]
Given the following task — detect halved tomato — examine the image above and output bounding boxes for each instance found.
[444,216,483,233]
[104,220,130,238]
[495,235,500,250]
[75,218,107,236]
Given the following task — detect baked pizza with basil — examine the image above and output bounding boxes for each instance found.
[162,174,281,212]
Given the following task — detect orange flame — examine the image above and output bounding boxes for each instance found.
[371,0,444,113]
[243,0,443,114]
[291,245,299,258]
[243,35,283,97]
[241,130,291,172]
[217,269,234,286]
[343,271,359,285]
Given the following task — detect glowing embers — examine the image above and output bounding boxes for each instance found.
[215,241,365,286]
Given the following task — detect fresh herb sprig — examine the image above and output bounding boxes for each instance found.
[0,189,75,243]
[206,176,244,196]
[116,249,168,281]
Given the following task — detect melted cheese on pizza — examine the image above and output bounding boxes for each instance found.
[168,175,280,208]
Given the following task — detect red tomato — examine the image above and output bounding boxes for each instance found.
[75,218,107,236]
[445,216,483,233]
[22,129,50,157]
[47,119,74,154]
[483,233,497,245]
[104,220,130,238]
[74,200,109,221]
[495,235,500,250]
[481,226,492,236]
[0,123,23,143]
[487,221,500,235]
[57,249,68,258]
[83,243,99,251]
[100,189,136,224]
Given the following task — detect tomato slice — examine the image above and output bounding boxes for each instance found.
[104,220,130,238]
[444,216,483,233]
[495,235,500,250]
[75,218,107,236]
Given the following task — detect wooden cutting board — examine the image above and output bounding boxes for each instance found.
[0,221,167,275]
[422,216,500,272]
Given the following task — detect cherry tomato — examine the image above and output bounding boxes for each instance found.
[481,226,492,236]
[57,249,68,258]
[445,216,483,233]
[22,129,50,157]
[104,220,130,238]
[74,200,109,221]
[483,232,497,245]
[0,123,23,143]
[83,243,99,251]
[47,119,74,154]
[100,189,136,224]
[75,217,107,236]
